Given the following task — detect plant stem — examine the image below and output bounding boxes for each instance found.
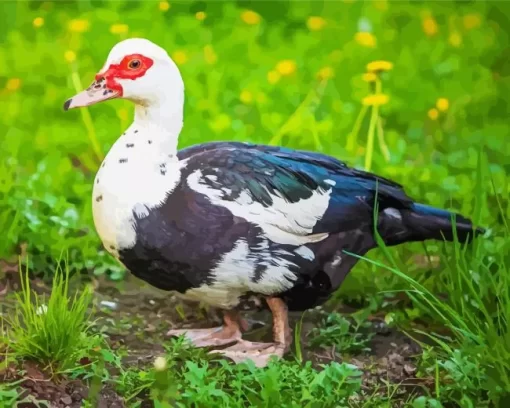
[347,104,368,152]
[377,117,391,162]
[364,105,378,171]
[70,69,103,164]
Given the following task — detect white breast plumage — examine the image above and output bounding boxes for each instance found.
[92,125,182,256]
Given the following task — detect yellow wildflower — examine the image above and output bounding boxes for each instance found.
[276,60,296,76]
[362,72,377,82]
[196,11,206,21]
[428,108,439,120]
[33,17,44,28]
[374,0,388,11]
[64,50,76,63]
[436,98,449,111]
[366,60,393,72]
[172,50,188,65]
[355,32,376,48]
[267,70,281,84]
[110,24,129,35]
[68,19,89,33]
[241,10,261,25]
[240,90,253,104]
[449,31,462,47]
[307,16,326,31]
[422,17,438,36]
[204,45,217,65]
[317,66,335,80]
[6,78,21,91]
[463,14,481,30]
[159,1,170,12]
[362,94,389,107]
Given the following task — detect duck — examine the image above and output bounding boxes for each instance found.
[64,38,484,367]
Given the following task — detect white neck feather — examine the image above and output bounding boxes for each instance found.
[129,87,184,157]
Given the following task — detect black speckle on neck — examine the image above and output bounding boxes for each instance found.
[101,162,106,168]
[119,158,128,164]
[96,195,103,202]
[160,169,167,176]
[134,130,139,134]
[148,140,152,144]
[109,245,116,250]
[96,178,100,184]
[126,143,134,148]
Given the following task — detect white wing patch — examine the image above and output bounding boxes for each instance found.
[186,169,333,245]
[182,238,297,309]
[294,245,315,261]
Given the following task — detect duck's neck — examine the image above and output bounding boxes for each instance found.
[129,97,183,158]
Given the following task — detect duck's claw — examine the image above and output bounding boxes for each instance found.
[166,326,241,348]
[210,340,285,367]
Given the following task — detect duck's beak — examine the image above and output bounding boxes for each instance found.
[63,78,120,111]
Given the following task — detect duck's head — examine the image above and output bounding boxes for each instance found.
[64,38,183,111]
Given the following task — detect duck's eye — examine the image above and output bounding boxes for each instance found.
[128,59,141,69]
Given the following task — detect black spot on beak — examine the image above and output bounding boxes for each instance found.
[63,99,72,111]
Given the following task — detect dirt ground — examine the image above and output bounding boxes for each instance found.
[1,272,430,407]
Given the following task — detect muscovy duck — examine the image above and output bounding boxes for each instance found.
[64,38,484,367]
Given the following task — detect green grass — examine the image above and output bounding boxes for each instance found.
[1,0,510,406]
[3,261,101,376]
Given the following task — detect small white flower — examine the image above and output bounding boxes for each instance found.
[36,304,48,315]
[154,356,167,371]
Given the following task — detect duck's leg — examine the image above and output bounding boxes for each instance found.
[166,310,245,348]
[210,297,292,368]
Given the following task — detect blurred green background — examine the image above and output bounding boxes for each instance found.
[0,0,509,284]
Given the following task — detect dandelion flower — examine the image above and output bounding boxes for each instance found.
[241,10,261,25]
[436,98,449,111]
[68,19,89,33]
[33,17,44,28]
[196,11,206,21]
[307,16,326,31]
[355,32,376,48]
[428,108,439,120]
[449,31,462,47]
[154,356,167,371]
[267,70,281,84]
[240,90,253,104]
[362,94,389,106]
[159,1,170,12]
[64,50,76,63]
[422,17,438,36]
[110,24,129,35]
[276,60,296,76]
[204,45,217,65]
[362,72,377,82]
[6,78,21,91]
[317,66,335,80]
[463,14,481,30]
[172,50,188,65]
[374,0,388,11]
[366,60,393,72]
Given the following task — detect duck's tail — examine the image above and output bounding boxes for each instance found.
[378,203,485,246]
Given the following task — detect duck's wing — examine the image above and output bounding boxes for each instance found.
[183,146,412,245]
[178,141,403,187]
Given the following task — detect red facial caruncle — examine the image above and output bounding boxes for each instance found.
[95,54,154,96]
